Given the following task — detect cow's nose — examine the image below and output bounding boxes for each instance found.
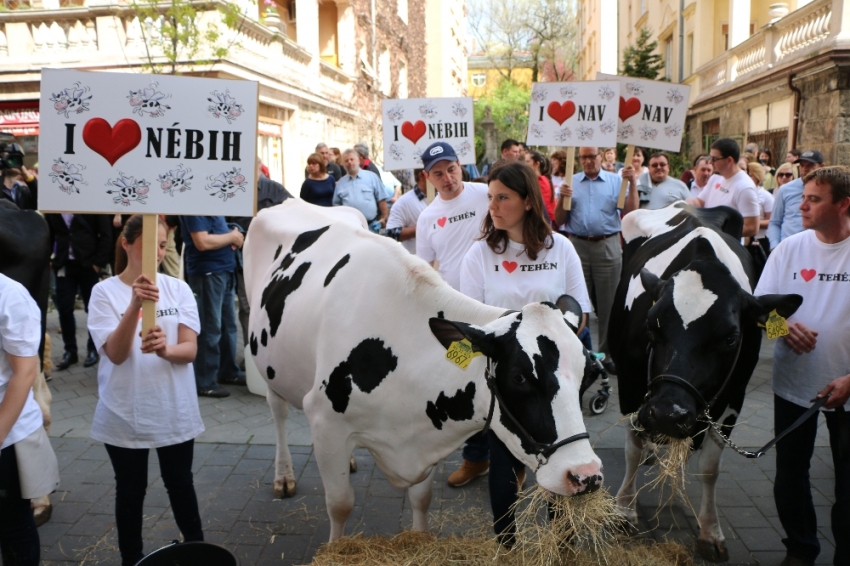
[565,463,603,495]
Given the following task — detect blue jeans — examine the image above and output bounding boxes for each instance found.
[462,431,489,463]
[577,326,593,352]
[186,271,243,391]
[774,395,850,564]
[487,431,525,546]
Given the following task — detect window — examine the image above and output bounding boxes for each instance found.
[398,60,408,98]
[664,37,673,80]
[471,72,486,87]
[318,0,339,67]
[640,0,646,15]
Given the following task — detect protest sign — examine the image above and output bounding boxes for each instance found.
[39,68,259,216]
[527,81,619,148]
[381,97,475,171]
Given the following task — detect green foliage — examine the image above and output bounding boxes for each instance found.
[620,27,664,80]
[129,0,246,74]
[473,78,531,163]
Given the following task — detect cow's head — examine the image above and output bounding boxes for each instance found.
[430,303,602,496]
[636,261,801,438]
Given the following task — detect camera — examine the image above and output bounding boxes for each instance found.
[0,141,25,170]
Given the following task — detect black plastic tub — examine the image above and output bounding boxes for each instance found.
[135,541,238,566]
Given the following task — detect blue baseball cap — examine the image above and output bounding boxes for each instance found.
[421,142,458,172]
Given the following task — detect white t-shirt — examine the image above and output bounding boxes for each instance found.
[0,274,43,450]
[416,182,489,290]
[756,187,775,240]
[88,275,204,449]
[460,233,592,313]
[754,230,850,410]
[698,171,760,218]
[690,180,709,200]
[386,188,427,255]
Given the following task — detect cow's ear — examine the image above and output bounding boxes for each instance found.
[429,318,496,356]
[745,293,803,326]
[555,294,583,333]
[639,269,665,302]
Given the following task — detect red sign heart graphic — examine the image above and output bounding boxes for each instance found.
[82,118,142,166]
[401,120,427,144]
[547,101,576,126]
[502,261,518,273]
[619,97,642,122]
[437,217,447,228]
[800,269,816,282]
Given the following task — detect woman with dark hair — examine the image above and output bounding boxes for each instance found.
[549,149,567,190]
[300,153,335,207]
[758,148,777,191]
[460,161,591,547]
[88,215,205,566]
[524,150,556,222]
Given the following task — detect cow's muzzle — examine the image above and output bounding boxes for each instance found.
[638,395,698,439]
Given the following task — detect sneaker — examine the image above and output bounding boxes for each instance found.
[218,374,247,386]
[447,459,489,487]
[198,386,231,398]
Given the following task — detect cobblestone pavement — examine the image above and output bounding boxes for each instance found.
[40,308,835,565]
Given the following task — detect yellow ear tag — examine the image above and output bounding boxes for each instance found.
[446,339,482,370]
[765,309,789,340]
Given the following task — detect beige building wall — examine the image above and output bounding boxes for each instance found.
[424,0,468,97]
[577,0,618,80]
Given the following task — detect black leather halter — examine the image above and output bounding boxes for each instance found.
[480,358,590,469]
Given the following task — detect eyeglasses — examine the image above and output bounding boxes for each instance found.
[649,163,668,168]
[777,173,793,178]
[578,154,599,161]
[709,155,727,163]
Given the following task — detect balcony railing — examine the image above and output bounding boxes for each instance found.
[693,0,846,102]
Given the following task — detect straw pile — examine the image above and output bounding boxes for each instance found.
[644,435,694,505]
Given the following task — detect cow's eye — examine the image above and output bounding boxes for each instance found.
[513,374,526,384]
[725,334,738,347]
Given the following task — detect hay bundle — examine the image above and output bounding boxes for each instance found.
[643,435,694,513]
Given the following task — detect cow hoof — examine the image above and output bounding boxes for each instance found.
[350,457,358,473]
[273,479,297,498]
[696,539,729,563]
[33,504,52,527]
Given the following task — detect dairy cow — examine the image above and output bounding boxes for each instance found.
[609,202,801,562]
[244,200,603,541]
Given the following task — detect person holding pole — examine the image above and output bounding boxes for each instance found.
[554,147,638,375]
[87,215,204,566]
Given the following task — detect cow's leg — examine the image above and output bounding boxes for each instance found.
[616,425,643,525]
[695,429,728,563]
[312,436,355,542]
[407,466,436,533]
[267,388,296,498]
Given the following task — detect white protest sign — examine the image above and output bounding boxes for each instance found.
[39,68,258,215]
[381,98,475,170]
[596,73,691,153]
[526,81,620,148]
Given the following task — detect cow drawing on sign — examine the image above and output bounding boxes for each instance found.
[128,86,172,118]
[106,174,150,206]
[49,158,87,195]
[157,164,193,196]
[243,200,604,542]
[206,167,246,202]
[50,82,92,118]
[207,90,244,124]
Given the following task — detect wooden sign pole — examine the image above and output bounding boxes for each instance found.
[617,145,636,208]
[426,179,436,204]
[562,147,576,211]
[141,214,158,348]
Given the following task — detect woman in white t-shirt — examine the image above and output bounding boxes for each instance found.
[87,215,204,566]
[460,161,591,547]
[748,162,775,255]
[0,273,43,565]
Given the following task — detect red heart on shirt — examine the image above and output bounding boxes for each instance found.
[547,101,576,126]
[619,96,641,121]
[437,217,447,227]
[502,261,518,273]
[401,120,427,144]
[800,269,816,282]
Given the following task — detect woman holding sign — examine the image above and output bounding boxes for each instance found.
[87,215,205,566]
[460,161,591,546]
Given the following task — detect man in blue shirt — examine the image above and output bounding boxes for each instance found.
[554,146,638,373]
[767,149,825,250]
[180,216,245,398]
[333,149,388,233]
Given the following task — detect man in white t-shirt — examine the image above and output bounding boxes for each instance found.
[687,137,760,237]
[754,166,850,566]
[385,168,427,254]
[416,141,491,489]
[689,155,713,199]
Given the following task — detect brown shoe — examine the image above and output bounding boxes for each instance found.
[447,459,489,487]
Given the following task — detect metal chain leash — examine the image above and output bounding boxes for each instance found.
[698,411,762,458]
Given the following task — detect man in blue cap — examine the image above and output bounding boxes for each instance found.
[416,141,492,487]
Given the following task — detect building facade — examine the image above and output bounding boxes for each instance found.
[0,0,466,194]
[576,0,617,80]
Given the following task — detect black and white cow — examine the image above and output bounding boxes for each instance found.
[609,202,801,562]
[244,200,603,541]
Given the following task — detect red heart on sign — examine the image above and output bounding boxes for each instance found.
[800,269,816,282]
[619,97,641,121]
[437,217,447,228]
[82,118,142,166]
[502,261,518,273]
[401,120,427,144]
[547,101,576,126]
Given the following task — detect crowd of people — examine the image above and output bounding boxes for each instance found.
[1,135,849,566]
